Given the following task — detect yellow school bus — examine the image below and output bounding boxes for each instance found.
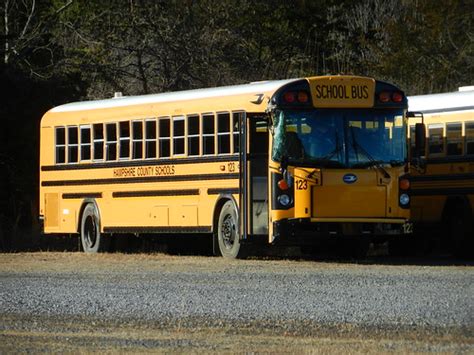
[39,75,412,257]
[408,87,474,257]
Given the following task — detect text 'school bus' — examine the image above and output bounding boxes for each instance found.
[408,86,474,257]
[39,75,413,258]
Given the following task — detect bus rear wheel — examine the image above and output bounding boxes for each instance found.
[80,203,109,253]
[448,209,473,258]
[217,200,243,259]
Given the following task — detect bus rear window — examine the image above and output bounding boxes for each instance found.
[55,127,66,164]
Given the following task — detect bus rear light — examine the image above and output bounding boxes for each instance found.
[392,91,403,103]
[297,91,309,103]
[378,91,391,103]
[399,178,410,190]
[278,179,290,190]
[283,92,296,103]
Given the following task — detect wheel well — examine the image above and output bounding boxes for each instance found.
[212,197,231,234]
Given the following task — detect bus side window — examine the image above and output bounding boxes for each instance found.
[106,123,117,161]
[145,119,157,159]
[428,124,444,155]
[80,125,91,161]
[158,117,170,158]
[93,123,104,161]
[232,112,242,153]
[55,127,66,164]
[217,112,231,154]
[119,121,130,160]
[173,116,185,156]
[132,121,143,159]
[466,121,474,155]
[187,114,200,156]
[202,113,215,155]
[446,122,462,156]
[67,126,78,163]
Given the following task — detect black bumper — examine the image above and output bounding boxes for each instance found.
[272,218,412,246]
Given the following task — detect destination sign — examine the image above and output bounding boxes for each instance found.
[309,76,375,108]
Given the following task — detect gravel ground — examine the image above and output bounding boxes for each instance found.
[0,252,473,352]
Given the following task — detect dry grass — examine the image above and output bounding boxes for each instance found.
[1,314,472,354]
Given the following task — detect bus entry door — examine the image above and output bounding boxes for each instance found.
[239,114,269,239]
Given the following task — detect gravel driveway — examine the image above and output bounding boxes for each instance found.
[0,253,473,352]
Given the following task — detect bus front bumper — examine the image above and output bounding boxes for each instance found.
[272,218,413,245]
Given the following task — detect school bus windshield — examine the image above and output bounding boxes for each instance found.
[272,108,407,168]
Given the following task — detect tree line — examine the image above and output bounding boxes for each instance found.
[0,0,472,246]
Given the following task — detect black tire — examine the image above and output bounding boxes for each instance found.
[216,200,243,259]
[388,237,410,257]
[80,203,109,253]
[448,209,473,258]
[340,237,370,259]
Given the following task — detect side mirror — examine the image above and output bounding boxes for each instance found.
[414,123,426,157]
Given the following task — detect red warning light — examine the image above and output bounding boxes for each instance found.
[283,92,296,103]
[392,92,403,103]
[378,91,391,103]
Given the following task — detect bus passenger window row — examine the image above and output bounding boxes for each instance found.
[54,112,242,164]
[410,120,474,157]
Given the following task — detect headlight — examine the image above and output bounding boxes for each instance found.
[399,193,410,205]
[278,194,291,206]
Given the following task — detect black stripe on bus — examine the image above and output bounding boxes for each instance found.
[409,173,474,182]
[411,187,474,196]
[62,193,102,199]
[41,155,239,171]
[113,189,199,198]
[42,173,239,187]
[103,226,212,234]
[207,188,239,195]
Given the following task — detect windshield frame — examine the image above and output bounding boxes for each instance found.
[271,108,408,169]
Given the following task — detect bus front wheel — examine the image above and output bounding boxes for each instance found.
[80,203,109,253]
[217,200,243,259]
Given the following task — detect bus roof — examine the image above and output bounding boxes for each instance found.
[408,88,474,114]
[49,79,296,113]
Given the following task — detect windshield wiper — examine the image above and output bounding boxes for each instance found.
[305,132,346,168]
[307,158,346,168]
[389,159,405,167]
[351,160,385,168]
[349,127,390,179]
